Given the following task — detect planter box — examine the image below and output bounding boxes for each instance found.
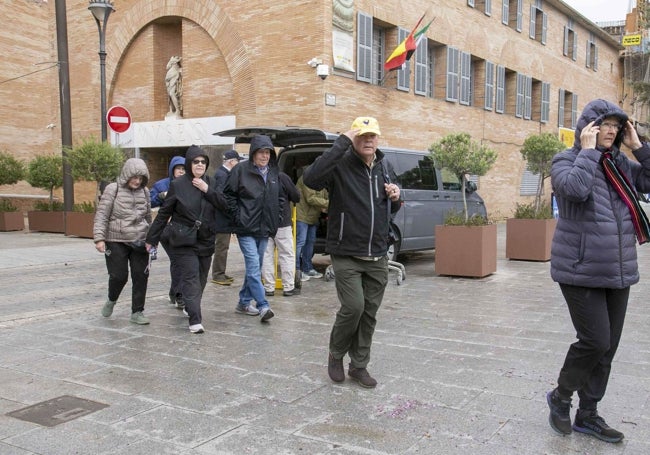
[27,211,65,233]
[65,212,94,239]
[0,211,24,231]
[506,218,557,262]
[434,224,497,278]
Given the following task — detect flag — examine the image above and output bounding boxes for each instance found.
[384,15,424,71]
[401,19,434,67]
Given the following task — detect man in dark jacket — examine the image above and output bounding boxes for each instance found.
[224,135,281,322]
[211,149,244,286]
[303,117,402,388]
[146,145,225,334]
[546,99,650,442]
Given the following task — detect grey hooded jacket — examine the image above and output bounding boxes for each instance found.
[93,158,151,244]
[550,99,650,288]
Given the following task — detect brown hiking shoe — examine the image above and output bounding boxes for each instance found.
[348,366,377,388]
[327,353,345,383]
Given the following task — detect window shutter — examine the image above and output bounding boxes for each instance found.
[460,51,472,105]
[496,65,505,113]
[541,82,549,123]
[415,38,428,96]
[356,12,373,83]
[502,0,509,25]
[529,5,536,39]
[558,88,565,127]
[541,12,547,44]
[485,61,494,110]
[563,26,568,56]
[516,0,523,31]
[571,93,578,128]
[516,73,524,118]
[520,168,540,195]
[446,47,459,102]
[586,40,591,67]
[524,75,532,120]
[397,27,410,91]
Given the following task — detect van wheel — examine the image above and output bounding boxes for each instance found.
[387,231,401,262]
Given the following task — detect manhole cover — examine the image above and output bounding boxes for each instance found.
[6,395,109,427]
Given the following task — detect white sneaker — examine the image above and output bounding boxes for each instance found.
[189,324,204,334]
[259,307,275,322]
[307,269,323,279]
[300,274,310,282]
[182,308,189,317]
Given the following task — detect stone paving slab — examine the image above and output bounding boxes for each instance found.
[0,226,649,454]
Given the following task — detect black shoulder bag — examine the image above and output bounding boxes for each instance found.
[167,198,205,248]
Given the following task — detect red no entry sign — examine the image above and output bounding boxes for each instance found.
[106,105,132,133]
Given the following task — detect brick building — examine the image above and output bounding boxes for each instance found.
[0,0,626,216]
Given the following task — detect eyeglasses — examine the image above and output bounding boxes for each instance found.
[192,159,207,165]
[600,122,622,131]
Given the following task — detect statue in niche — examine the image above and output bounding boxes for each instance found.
[165,56,183,118]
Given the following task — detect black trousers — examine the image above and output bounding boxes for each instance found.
[105,241,149,314]
[557,283,629,410]
[174,252,212,326]
[160,237,181,299]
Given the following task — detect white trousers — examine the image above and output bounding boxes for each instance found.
[262,225,296,292]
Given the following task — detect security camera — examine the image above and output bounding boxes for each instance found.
[316,64,329,80]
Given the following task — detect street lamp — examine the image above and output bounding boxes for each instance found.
[88,1,115,142]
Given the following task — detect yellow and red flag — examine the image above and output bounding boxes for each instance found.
[384,15,432,71]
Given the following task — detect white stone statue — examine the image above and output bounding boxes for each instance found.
[165,56,183,118]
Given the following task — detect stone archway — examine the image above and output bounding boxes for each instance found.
[106,0,256,114]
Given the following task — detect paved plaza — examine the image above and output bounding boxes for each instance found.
[0,224,648,454]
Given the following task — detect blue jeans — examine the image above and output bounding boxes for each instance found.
[237,235,270,309]
[296,221,317,273]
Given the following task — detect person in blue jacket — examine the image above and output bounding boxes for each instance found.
[149,156,185,308]
[150,156,185,208]
[546,99,650,443]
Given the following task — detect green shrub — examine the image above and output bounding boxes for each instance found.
[65,137,124,207]
[33,200,65,212]
[519,133,565,217]
[0,151,26,186]
[513,202,553,219]
[26,155,63,211]
[0,200,18,212]
[444,210,489,226]
[73,201,96,213]
[429,133,497,225]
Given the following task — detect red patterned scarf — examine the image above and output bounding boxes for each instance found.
[601,152,650,245]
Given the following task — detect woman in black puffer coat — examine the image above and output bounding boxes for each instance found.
[146,145,226,334]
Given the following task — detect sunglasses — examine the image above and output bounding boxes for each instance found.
[192,159,207,165]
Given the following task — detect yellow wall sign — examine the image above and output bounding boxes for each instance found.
[558,127,575,148]
[622,34,642,46]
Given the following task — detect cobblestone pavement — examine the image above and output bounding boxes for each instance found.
[0,224,648,454]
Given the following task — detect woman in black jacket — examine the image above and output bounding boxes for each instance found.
[146,145,225,334]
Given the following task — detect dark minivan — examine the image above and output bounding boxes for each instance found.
[215,127,487,260]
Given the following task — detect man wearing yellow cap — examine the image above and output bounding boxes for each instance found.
[303,117,402,388]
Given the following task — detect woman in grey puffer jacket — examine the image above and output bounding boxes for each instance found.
[94,158,152,325]
[546,99,650,443]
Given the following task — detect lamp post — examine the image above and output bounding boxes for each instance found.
[88,1,115,142]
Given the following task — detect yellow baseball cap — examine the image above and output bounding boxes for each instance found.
[351,117,381,136]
